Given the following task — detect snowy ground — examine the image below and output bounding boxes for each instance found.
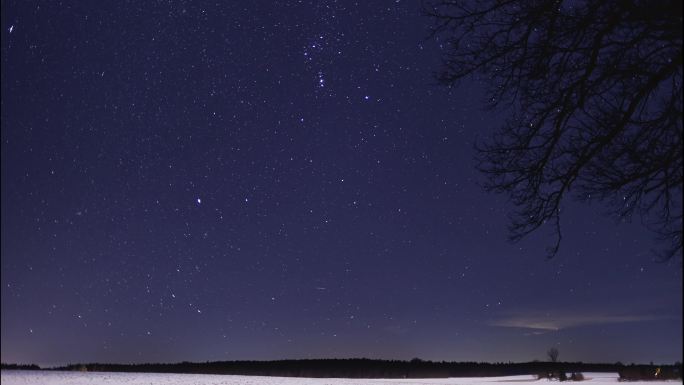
[1,370,681,385]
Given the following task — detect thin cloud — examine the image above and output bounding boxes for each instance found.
[489,313,668,331]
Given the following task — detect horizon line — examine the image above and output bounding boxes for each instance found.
[3,358,682,370]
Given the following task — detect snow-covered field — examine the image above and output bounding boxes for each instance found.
[1,370,680,385]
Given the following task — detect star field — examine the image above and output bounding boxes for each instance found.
[1,0,681,367]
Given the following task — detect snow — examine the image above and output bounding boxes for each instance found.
[0,370,681,385]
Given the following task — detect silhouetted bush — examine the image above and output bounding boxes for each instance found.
[570,372,585,381]
[537,371,552,380]
[619,365,682,381]
[537,370,571,381]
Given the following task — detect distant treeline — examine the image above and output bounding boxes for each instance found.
[1,363,40,370]
[32,359,681,379]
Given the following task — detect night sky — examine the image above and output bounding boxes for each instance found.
[1,1,681,367]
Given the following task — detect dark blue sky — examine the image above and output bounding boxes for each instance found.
[1,0,681,367]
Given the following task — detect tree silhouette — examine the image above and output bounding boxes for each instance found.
[547,347,560,363]
[425,0,682,258]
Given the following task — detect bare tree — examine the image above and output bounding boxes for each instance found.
[548,347,560,363]
[425,0,682,258]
